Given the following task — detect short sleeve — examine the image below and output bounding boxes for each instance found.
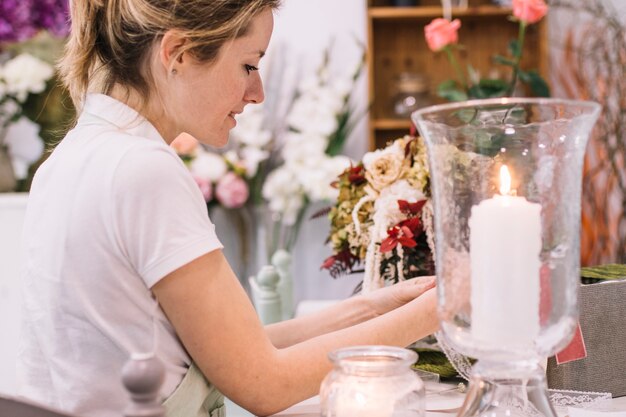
[110,144,223,288]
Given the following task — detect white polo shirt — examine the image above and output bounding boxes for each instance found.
[17,94,223,417]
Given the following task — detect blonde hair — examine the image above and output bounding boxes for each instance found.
[59,0,281,110]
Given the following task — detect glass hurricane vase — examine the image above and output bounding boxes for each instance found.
[412,98,601,417]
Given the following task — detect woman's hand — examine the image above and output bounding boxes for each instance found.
[361,276,436,317]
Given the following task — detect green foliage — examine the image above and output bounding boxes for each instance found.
[518,70,551,97]
[411,348,460,379]
[581,264,626,281]
[437,80,468,102]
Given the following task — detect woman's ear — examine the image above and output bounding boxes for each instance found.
[159,30,187,73]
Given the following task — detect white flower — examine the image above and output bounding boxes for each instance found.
[2,54,54,103]
[282,131,328,169]
[0,99,20,124]
[5,117,44,180]
[240,146,269,177]
[231,105,272,148]
[287,94,339,137]
[223,150,240,166]
[331,76,354,98]
[373,179,426,230]
[262,166,306,225]
[190,150,228,182]
[362,139,405,171]
[314,85,346,115]
[299,155,351,202]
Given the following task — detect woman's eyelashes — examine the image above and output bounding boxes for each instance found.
[244,64,259,74]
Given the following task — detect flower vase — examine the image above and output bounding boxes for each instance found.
[413,98,601,417]
[208,204,257,295]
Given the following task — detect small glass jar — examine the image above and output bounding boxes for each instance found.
[391,73,431,119]
[320,346,425,417]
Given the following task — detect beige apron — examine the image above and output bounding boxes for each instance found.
[163,362,225,417]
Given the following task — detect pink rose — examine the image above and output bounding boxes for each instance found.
[194,176,213,202]
[216,172,249,208]
[512,0,548,24]
[424,18,461,52]
[170,133,198,155]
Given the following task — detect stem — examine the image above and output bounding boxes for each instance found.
[445,46,467,90]
[508,21,527,96]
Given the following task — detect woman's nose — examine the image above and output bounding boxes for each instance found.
[245,73,265,104]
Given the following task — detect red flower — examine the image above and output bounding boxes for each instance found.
[398,199,426,216]
[380,217,423,253]
[348,165,366,185]
[512,0,548,24]
[424,18,461,52]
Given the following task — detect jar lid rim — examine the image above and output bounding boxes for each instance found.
[328,345,418,367]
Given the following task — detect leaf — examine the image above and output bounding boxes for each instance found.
[309,206,332,220]
[410,348,460,379]
[437,80,468,102]
[508,39,521,58]
[519,70,551,97]
[581,264,626,280]
[467,79,509,99]
[492,54,516,67]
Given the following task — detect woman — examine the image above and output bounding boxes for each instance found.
[17,1,439,416]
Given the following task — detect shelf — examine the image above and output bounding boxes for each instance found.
[369,5,511,19]
[372,119,413,130]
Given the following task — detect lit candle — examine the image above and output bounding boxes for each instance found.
[469,165,542,346]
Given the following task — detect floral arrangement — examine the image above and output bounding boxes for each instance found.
[0,0,71,192]
[425,0,550,101]
[322,135,435,293]
[258,50,365,254]
[261,49,364,220]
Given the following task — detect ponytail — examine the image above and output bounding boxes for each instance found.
[58,0,105,111]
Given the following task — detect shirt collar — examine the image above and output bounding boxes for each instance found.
[81,93,165,143]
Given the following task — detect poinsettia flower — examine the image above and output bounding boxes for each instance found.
[398,199,427,216]
[380,216,423,253]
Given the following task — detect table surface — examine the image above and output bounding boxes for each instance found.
[225,300,626,417]
[226,379,626,417]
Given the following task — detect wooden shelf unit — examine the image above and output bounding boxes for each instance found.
[366,0,549,150]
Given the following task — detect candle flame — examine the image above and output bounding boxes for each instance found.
[500,165,512,195]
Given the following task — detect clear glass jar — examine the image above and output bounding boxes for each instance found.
[391,73,430,119]
[320,346,425,417]
[412,98,601,416]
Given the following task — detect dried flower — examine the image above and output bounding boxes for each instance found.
[322,135,435,288]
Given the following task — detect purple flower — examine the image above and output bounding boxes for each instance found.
[0,0,70,43]
[0,0,36,43]
[32,0,70,37]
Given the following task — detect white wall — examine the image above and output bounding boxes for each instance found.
[0,193,28,395]
[265,0,369,303]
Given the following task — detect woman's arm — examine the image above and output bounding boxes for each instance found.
[152,250,438,416]
[265,276,436,348]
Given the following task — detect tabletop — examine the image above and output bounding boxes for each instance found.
[226,379,626,417]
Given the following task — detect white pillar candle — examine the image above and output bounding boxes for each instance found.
[469,166,542,346]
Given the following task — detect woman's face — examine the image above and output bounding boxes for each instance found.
[159,8,274,147]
